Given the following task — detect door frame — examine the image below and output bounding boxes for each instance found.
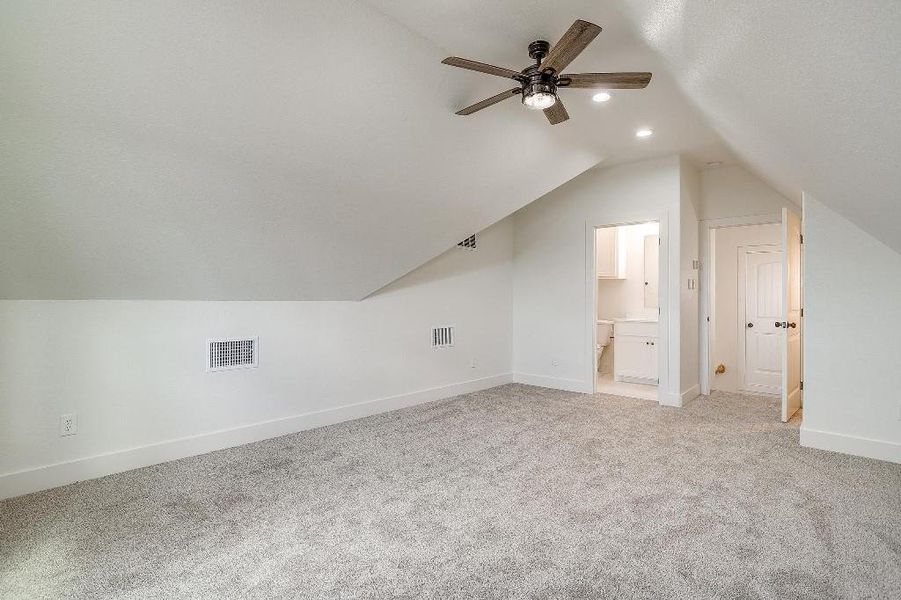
[699,214,782,395]
[586,211,670,404]
[737,244,782,395]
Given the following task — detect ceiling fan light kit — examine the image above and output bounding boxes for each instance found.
[522,41,557,110]
[441,19,652,125]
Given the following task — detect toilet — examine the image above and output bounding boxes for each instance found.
[596,319,614,371]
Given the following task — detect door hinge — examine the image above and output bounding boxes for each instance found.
[799,234,804,244]
[800,308,804,317]
[800,381,804,390]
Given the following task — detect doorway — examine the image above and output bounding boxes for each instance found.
[590,221,663,402]
[701,209,803,421]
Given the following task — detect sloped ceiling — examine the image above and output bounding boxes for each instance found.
[0,0,728,299]
[618,0,901,254]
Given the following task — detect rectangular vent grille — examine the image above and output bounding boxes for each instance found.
[207,338,258,371]
[431,326,455,348]
[457,235,477,250]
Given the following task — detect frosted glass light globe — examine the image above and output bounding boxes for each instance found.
[523,91,557,110]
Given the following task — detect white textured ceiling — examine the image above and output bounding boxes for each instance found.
[618,0,901,253]
[0,0,729,299]
[9,2,896,299]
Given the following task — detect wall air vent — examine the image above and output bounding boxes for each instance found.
[431,326,455,349]
[457,235,477,250]
[207,338,259,371]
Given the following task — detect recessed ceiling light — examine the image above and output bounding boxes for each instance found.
[592,92,612,103]
[636,128,653,138]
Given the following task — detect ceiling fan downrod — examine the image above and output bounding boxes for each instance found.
[528,40,551,67]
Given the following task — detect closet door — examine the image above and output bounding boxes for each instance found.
[781,208,803,422]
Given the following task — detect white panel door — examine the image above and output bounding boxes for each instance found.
[743,250,783,394]
[781,208,803,422]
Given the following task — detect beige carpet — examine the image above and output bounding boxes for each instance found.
[1,384,899,599]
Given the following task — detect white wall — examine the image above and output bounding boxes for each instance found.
[512,155,687,403]
[597,223,660,321]
[0,220,516,499]
[679,159,701,401]
[700,165,798,221]
[800,195,901,463]
[709,224,781,392]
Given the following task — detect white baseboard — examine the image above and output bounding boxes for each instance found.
[680,385,700,404]
[659,391,682,407]
[0,373,514,500]
[513,372,592,394]
[800,427,901,464]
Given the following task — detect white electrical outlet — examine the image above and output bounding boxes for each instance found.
[60,413,77,437]
[552,359,559,367]
[470,358,477,369]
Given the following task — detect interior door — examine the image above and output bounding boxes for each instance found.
[743,249,783,394]
[781,208,803,422]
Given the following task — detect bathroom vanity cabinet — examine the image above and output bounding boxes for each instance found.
[614,320,659,385]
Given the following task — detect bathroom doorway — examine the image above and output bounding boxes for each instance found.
[592,221,661,402]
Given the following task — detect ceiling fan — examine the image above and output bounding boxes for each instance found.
[442,19,651,125]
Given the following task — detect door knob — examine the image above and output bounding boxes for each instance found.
[788,322,797,328]
[775,321,782,327]
[747,322,754,328]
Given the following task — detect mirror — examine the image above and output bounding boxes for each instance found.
[643,234,659,308]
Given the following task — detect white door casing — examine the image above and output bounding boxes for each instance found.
[781,208,803,422]
[740,247,783,395]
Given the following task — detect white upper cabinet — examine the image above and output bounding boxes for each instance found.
[643,234,659,308]
[597,227,625,279]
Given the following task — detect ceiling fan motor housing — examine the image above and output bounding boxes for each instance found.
[521,65,557,100]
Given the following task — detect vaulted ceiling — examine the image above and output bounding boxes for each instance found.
[617,0,901,254]
[1,1,897,300]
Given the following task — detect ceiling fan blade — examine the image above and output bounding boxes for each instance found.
[543,98,569,125]
[540,20,602,75]
[558,72,652,89]
[442,57,522,80]
[456,88,521,115]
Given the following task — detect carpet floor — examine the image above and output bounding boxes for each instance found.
[2,384,900,599]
